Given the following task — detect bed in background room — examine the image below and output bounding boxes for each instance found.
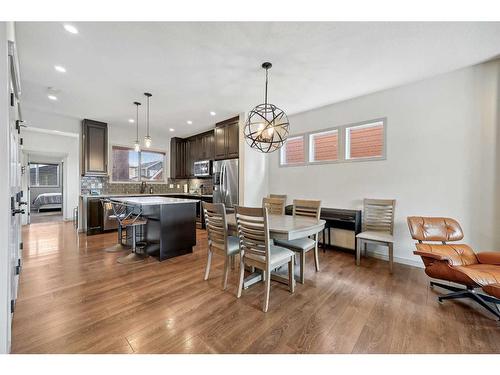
[32,192,62,212]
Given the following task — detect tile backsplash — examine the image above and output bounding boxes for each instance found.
[81,176,213,196]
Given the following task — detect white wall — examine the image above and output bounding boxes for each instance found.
[268,60,500,267]
[238,112,270,206]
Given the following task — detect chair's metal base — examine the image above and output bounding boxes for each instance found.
[431,281,500,321]
[117,252,147,264]
[104,243,127,253]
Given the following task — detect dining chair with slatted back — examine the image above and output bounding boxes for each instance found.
[356,198,396,273]
[235,206,295,312]
[269,194,287,203]
[262,197,286,215]
[203,202,241,290]
[274,199,322,283]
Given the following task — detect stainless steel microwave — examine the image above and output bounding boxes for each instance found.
[193,160,212,177]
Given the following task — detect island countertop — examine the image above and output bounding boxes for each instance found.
[110,196,199,206]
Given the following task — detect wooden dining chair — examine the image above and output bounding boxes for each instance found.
[274,199,321,283]
[235,206,295,312]
[262,197,286,215]
[203,202,241,290]
[356,199,396,273]
[269,194,287,203]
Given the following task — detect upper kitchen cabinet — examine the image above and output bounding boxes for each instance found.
[198,130,214,161]
[81,119,108,176]
[170,137,187,179]
[214,116,239,160]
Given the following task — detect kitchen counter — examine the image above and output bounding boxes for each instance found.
[110,196,199,206]
[80,193,213,198]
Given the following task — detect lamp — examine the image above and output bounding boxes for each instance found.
[144,92,152,148]
[133,101,141,152]
[244,62,289,153]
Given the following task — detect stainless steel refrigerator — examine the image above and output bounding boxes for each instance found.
[213,158,239,209]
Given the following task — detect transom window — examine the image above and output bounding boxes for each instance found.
[280,136,305,166]
[111,146,166,182]
[345,121,384,160]
[29,163,59,187]
[309,129,338,162]
[279,118,386,167]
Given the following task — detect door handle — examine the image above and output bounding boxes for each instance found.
[12,208,25,216]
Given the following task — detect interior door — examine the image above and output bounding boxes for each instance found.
[7,40,23,351]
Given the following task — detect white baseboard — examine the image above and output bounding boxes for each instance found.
[366,249,424,269]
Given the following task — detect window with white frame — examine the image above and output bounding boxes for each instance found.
[280,135,305,166]
[309,129,339,162]
[112,146,166,182]
[29,163,59,187]
[345,120,385,160]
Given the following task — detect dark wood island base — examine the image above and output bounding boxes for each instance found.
[111,196,198,262]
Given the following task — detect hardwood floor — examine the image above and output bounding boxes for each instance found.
[11,221,500,354]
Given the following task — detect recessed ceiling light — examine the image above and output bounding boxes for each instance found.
[187,120,193,125]
[63,24,78,34]
[210,111,216,116]
[48,95,58,101]
[128,118,135,123]
[169,128,175,132]
[54,65,66,73]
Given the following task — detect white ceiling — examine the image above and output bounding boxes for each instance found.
[16,22,500,137]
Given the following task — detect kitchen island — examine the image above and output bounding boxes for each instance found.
[110,196,199,261]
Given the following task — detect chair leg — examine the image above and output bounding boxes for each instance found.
[237,257,245,298]
[230,254,235,270]
[222,257,229,290]
[204,249,213,281]
[299,251,306,284]
[363,241,367,256]
[288,258,295,293]
[131,226,137,253]
[430,281,464,292]
[313,237,320,272]
[471,294,500,320]
[263,268,272,312]
[388,242,394,274]
[356,238,361,266]
[438,290,470,302]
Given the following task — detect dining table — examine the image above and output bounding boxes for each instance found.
[226,213,326,288]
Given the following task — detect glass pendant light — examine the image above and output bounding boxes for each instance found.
[133,101,141,152]
[144,92,152,148]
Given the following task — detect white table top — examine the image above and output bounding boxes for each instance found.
[227,213,325,241]
[110,196,199,206]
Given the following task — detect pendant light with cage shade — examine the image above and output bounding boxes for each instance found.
[244,62,289,153]
[133,101,141,152]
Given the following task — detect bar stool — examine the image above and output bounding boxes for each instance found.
[104,199,148,264]
[102,200,128,253]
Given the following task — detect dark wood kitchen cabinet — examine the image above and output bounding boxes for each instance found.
[186,137,197,177]
[81,119,108,176]
[86,197,103,235]
[170,137,188,179]
[198,130,214,161]
[214,116,239,160]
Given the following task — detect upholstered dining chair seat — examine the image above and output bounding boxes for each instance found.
[245,245,295,266]
[274,238,316,252]
[212,235,240,255]
[356,230,394,243]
